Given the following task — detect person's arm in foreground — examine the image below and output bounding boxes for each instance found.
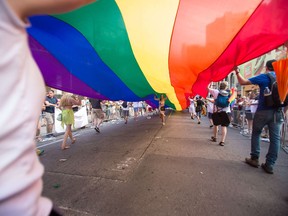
[8,0,95,22]
[0,1,95,216]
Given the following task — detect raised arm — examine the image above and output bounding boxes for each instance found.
[7,0,95,21]
[206,97,214,103]
[234,66,252,86]
[207,82,215,92]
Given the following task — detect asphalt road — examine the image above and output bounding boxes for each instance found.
[38,110,288,216]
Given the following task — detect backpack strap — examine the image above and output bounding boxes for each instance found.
[213,102,223,112]
[266,73,276,88]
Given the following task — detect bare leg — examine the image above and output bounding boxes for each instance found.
[160,111,165,125]
[213,126,218,138]
[209,118,213,127]
[97,117,103,128]
[67,125,76,143]
[47,124,53,136]
[36,120,42,141]
[221,126,227,142]
[61,125,71,150]
[196,113,201,123]
[94,117,98,128]
[190,112,194,119]
[248,120,253,135]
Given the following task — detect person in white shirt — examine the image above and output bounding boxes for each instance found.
[208,81,231,146]
[247,92,259,136]
[206,95,215,128]
[0,1,95,215]
[188,96,196,120]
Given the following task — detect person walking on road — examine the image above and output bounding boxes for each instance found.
[90,98,105,133]
[234,60,285,174]
[208,81,231,146]
[121,101,130,124]
[195,96,205,124]
[154,94,168,125]
[44,89,58,138]
[59,93,81,150]
[188,96,196,120]
[206,95,215,128]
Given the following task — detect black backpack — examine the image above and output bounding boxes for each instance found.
[265,73,288,108]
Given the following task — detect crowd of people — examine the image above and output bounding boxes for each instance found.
[36,94,159,143]
[0,0,287,215]
[188,86,260,136]
[186,60,287,176]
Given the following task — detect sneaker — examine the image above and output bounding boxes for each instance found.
[95,127,100,133]
[245,157,259,168]
[261,163,273,174]
[261,134,269,138]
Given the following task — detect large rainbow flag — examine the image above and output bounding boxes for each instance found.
[28,0,288,110]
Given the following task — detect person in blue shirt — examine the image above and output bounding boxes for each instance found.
[234,60,285,174]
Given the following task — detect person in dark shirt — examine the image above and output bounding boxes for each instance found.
[195,96,205,124]
[89,98,105,133]
[44,90,58,138]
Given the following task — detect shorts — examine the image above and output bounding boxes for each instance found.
[196,111,202,118]
[123,110,129,117]
[245,111,254,120]
[92,109,105,119]
[189,106,195,114]
[159,106,165,115]
[44,112,54,125]
[208,112,213,119]
[212,111,231,127]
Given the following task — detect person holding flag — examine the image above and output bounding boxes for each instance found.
[234,60,285,174]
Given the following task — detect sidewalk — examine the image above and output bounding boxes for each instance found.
[39,110,288,216]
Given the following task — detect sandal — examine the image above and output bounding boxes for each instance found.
[219,141,225,146]
[210,136,217,142]
[71,138,76,144]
